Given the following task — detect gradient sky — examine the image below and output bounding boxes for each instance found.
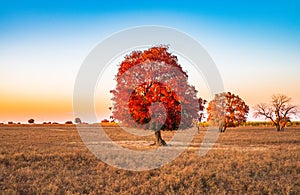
[1,0,300,123]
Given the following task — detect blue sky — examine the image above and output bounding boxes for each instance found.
[1,0,300,122]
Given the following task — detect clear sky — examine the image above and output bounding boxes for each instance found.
[1,0,300,123]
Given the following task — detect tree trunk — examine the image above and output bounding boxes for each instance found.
[154,130,167,146]
[222,125,227,133]
[219,123,223,132]
[219,122,227,133]
[276,124,281,131]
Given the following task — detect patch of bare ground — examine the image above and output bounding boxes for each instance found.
[0,124,299,194]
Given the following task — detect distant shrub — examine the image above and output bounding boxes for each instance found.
[244,121,273,127]
[101,119,109,123]
[28,119,35,124]
[292,121,300,126]
[8,121,14,124]
[65,121,73,124]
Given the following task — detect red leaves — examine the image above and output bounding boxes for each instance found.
[110,46,198,130]
[116,46,187,79]
[207,92,249,127]
[128,82,182,129]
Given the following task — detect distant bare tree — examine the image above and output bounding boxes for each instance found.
[253,94,298,131]
[108,107,114,122]
[75,117,82,124]
[197,98,207,133]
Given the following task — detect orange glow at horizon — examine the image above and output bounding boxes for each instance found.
[1,86,299,123]
[0,94,73,123]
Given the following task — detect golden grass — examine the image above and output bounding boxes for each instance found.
[0,124,299,194]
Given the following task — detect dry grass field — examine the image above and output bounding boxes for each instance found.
[0,124,299,194]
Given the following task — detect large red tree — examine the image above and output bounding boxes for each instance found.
[110,46,199,145]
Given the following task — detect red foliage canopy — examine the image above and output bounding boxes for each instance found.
[110,46,199,130]
[207,92,249,132]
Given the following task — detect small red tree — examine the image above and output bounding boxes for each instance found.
[207,92,249,132]
[110,46,199,145]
